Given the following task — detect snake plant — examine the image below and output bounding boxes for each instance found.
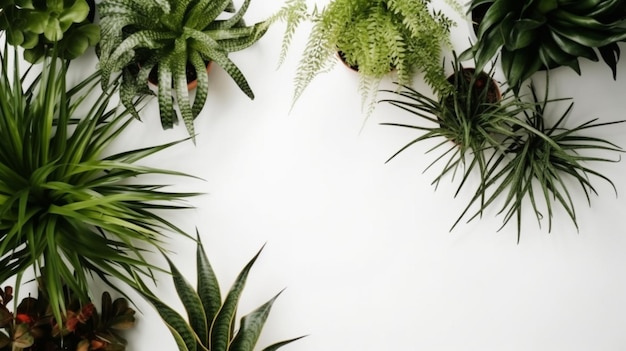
[138,234,304,351]
[98,0,305,138]
[468,0,626,91]
[0,43,199,325]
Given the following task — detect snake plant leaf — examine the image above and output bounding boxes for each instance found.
[229,291,284,351]
[195,232,221,335]
[260,336,308,351]
[137,238,302,351]
[166,256,209,344]
[211,246,263,351]
[135,278,197,351]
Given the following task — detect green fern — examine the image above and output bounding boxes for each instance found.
[291,0,456,114]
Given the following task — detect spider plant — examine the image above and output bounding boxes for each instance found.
[380,55,519,195]
[468,0,626,92]
[98,0,306,138]
[290,0,455,116]
[0,0,100,62]
[138,234,305,351]
[454,84,624,240]
[0,43,199,326]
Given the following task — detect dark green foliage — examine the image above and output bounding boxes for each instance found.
[468,0,626,91]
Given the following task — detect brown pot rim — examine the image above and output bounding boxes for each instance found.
[446,67,502,103]
[147,61,213,90]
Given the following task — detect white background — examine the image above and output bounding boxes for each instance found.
[67,0,626,350]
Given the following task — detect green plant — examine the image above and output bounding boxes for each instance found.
[382,57,624,239]
[380,55,519,194]
[468,0,626,92]
[0,44,199,325]
[0,0,100,62]
[138,235,305,351]
[0,280,136,351]
[98,0,306,138]
[454,85,624,240]
[291,0,455,115]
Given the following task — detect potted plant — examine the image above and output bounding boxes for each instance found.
[138,234,305,351]
[467,0,626,92]
[0,43,199,325]
[289,0,456,116]
[382,61,624,239]
[380,54,518,195]
[0,279,136,351]
[454,84,624,240]
[0,0,100,62]
[97,0,306,138]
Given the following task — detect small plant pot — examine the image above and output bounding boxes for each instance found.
[438,68,502,140]
[447,68,501,104]
[335,50,396,73]
[147,61,213,90]
[336,51,359,72]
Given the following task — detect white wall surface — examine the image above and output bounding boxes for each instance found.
[68,0,626,350]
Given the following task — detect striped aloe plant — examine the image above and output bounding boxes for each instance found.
[98,0,305,138]
[138,234,304,351]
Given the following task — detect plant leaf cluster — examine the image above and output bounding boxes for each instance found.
[137,234,305,351]
[0,0,100,62]
[381,56,520,193]
[291,0,455,115]
[382,56,623,240]
[455,86,624,240]
[97,0,305,138]
[0,44,199,325]
[0,279,135,351]
[468,0,626,91]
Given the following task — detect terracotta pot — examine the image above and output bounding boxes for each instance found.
[335,50,395,73]
[147,61,213,90]
[447,68,501,104]
[336,51,359,72]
